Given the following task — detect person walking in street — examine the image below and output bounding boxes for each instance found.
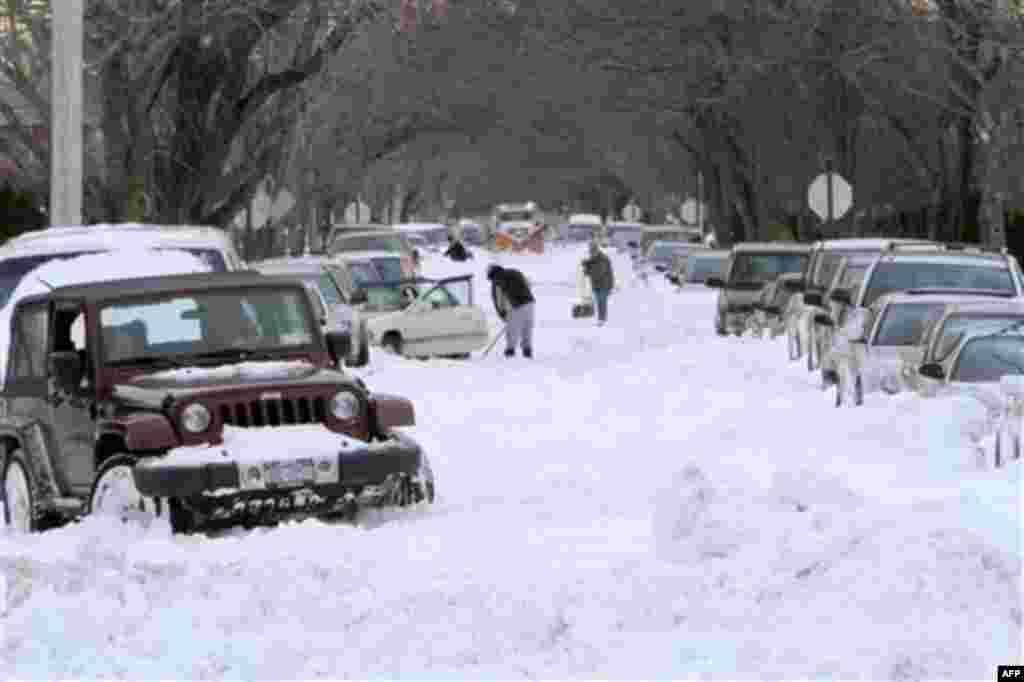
[582,241,615,325]
[486,264,536,358]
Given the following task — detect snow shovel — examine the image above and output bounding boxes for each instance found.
[572,263,594,319]
[482,324,507,357]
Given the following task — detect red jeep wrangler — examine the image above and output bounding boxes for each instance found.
[0,271,433,533]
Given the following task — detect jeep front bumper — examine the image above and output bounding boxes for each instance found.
[132,426,423,499]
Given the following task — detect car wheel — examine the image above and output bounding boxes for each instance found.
[854,374,864,407]
[382,332,403,356]
[3,450,37,534]
[89,455,172,531]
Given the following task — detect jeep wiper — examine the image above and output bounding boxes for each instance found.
[106,355,185,368]
[190,347,275,363]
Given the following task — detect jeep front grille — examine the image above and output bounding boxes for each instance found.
[219,396,328,427]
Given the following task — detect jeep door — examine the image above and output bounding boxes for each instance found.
[49,303,96,495]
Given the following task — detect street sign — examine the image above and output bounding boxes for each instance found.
[623,202,642,222]
[807,172,853,222]
[680,198,707,225]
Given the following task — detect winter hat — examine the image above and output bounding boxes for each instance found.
[486,264,503,280]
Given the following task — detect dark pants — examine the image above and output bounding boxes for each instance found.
[593,288,610,322]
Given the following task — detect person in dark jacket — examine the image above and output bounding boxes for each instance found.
[582,241,615,325]
[486,264,536,358]
[443,235,471,262]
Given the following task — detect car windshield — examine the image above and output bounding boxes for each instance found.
[330,234,405,254]
[863,262,1015,307]
[313,271,343,305]
[0,247,227,309]
[953,336,1024,383]
[99,287,317,364]
[728,252,809,285]
[934,314,1024,360]
[372,257,404,283]
[873,302,946,346]
[567,225,599,241]
[686,255,727,282]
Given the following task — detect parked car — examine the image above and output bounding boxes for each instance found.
[330,252,414,309]
[564,214,604,244]
[916,330,1024,410]
[750,273,803,338]
[249,256,372,367]
[0,271,434,534]
[455,220,485,246]
[903,297,1024,397]
[394,223,450,253]
[801,253,879,374]
[705,242,811,336]
[0,223,244,309]
[606,222,645,253]
[676,249,728,285]
[785,238,936,371]
[646,241,707,273]
[821,291,980,406]
[363,275,490,359]
[326,229,417,278]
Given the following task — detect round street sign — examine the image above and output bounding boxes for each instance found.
[623,202,642,222]
[807,172,853,222]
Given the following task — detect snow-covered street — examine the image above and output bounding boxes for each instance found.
[0,245,1020,680]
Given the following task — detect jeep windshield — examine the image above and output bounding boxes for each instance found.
[329,234,405,254]
[100,287,317,366]
[873,302,946,346]
[728,252,808,286]
[863,262,1016,307]
[953,336,1024,382]
[0,248,227,309]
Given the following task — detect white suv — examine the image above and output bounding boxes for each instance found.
[0,223,244,307]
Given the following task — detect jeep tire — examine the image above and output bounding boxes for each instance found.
[3,450,37,534]
[89,454,173,532]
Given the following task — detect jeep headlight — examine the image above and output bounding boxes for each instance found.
[331,391,360,420]
[181,403,211,433]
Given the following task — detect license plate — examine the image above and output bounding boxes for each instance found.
[266,459,315,487]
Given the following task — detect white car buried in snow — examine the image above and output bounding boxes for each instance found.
[363,275,490,359]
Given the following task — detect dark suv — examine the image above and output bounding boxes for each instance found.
[0,272,433,534]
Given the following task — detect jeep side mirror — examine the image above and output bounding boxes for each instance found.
[813,313,834,328]
[48,350,84,394]
[705,276,724,289]
[349,288,368,305]
[918,362,945,381]
[783,279,805,293]
[830,289,853,306]
[803,292,823,307]
[324,330,352,364]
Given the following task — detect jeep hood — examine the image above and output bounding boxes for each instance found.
[114,360,348,406]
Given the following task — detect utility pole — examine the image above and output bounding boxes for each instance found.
[51,0,84,226]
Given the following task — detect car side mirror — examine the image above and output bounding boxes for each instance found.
[813,313,834,328]
[705,276,724,289]
[830,289,853,306]
[918,362,945,381]
[324,330,352,365]
[803,292,823,307]
[48,350,84,394]
[349,288,368,305]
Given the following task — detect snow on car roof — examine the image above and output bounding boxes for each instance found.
[0,223,233,257]
[875,290,1012,306]
[879,251,1012,268]
[568,214,602,225]
[732,242,812,253]
[393,223,449,233]
[331,250,402,262]
[250,257,335,275]
[43,271,300,304]
[816,238,935,250]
